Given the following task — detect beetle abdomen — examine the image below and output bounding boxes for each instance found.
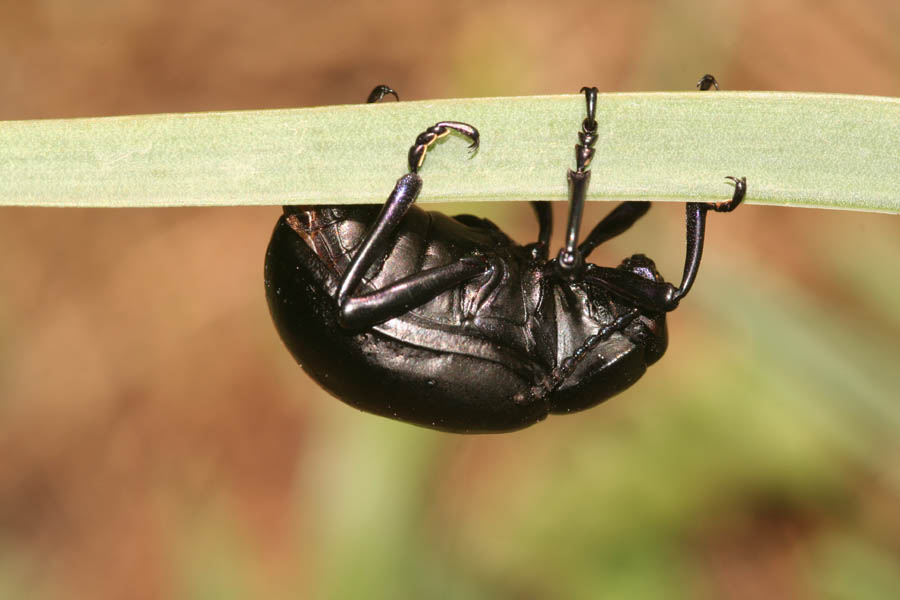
[265,215,552,432]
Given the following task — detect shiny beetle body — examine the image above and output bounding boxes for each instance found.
[265,77,744,433]
[266,203,668,432]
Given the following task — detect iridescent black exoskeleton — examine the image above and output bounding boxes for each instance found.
[265,75,745,433]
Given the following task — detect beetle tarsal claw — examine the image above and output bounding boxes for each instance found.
[696,74,719,90]
[712,176,747,212]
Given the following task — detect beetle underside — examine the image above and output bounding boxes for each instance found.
[265,76,745,432]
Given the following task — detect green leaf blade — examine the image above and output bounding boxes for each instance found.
[1,92,898,212]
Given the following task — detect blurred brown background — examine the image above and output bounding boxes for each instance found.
[1,1,899,599]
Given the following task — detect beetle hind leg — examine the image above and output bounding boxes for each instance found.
[339,256,492,329]
[335,97,485,329]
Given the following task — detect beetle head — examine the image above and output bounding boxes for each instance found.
[614,253,668,364]
[619,253,664,283]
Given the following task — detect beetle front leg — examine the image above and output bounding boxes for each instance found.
[661,73,744,307]
[667,176,746,307]
[625,73,742,310]
[574,74,722,263]
[582,178,745,312]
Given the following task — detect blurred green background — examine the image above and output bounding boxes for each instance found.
[1,1,899,598]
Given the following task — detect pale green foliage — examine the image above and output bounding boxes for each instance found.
[1,92,898,211]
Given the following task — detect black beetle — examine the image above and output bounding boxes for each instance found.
[265,75,745,433]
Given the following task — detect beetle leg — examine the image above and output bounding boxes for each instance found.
[630,74,740,309]
[556,86,599,280]
[584,265,676,313]
[696,74,719,91]
[585,178,746,312]
[335,120,481,327]
[336,173,421,304]
[525,201,553,261]
[657,73,741,308]
[577,201,651,259]
[576,76,725,268]
[408,121,479,173]
[364,87,478,175]
[582,175,746,313]
[337,123,479,305]
[366,84,399,103]
[667,176,746,308]
[339,257,491,329]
